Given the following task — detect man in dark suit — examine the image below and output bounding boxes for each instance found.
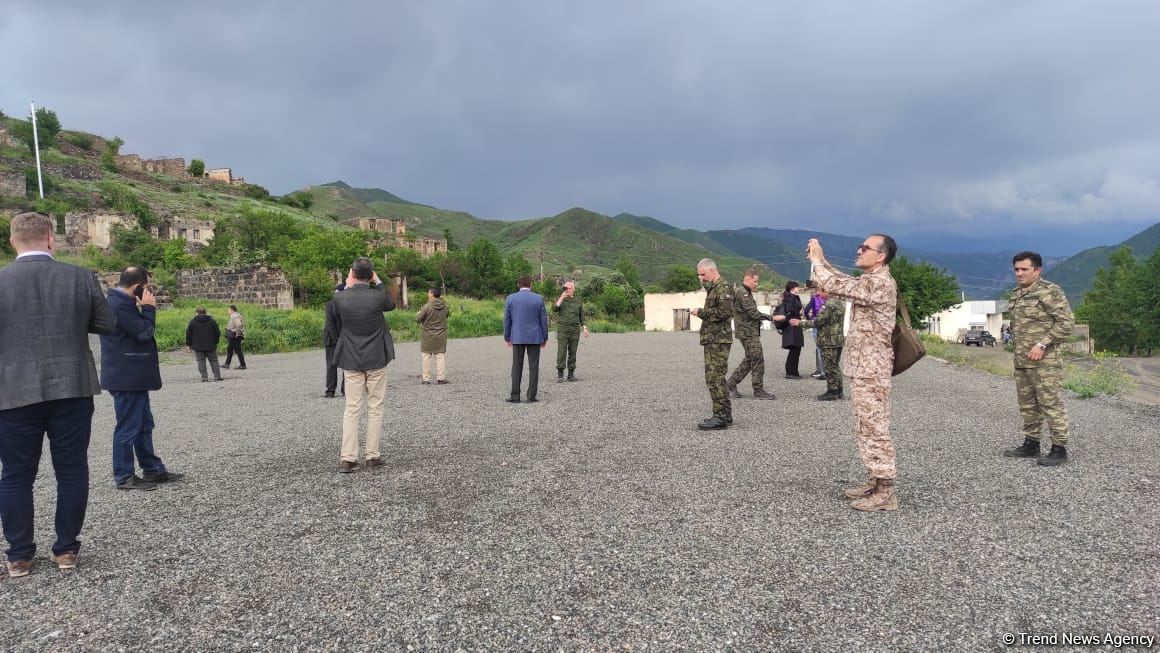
[101,267,182,491]
[0,212,116,576]
[332,258,395,473]
[323,283,344,398]
[503,275,549,403]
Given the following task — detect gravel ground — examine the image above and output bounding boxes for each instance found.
[2,332,1157,652]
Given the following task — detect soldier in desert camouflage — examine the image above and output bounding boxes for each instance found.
[1003,251,1075,466]
[808,234,900,512]
[692,258,734,430]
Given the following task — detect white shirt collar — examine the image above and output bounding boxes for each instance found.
[16,251,53,260]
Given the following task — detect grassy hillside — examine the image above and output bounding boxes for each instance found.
[1047,223,1160,296]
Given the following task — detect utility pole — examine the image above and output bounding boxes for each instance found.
[29,102,44,199]
[528,248,546,281]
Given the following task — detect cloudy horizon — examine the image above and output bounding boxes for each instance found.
[4,0,1159,252]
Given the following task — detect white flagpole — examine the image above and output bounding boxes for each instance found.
[29,102,45,199]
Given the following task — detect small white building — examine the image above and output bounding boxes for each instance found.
[926,300,1008,341]
[644,290,785,332]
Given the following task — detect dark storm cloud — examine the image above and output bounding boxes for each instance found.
[4,0,1159,238]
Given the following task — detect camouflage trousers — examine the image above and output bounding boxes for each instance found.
[1014,365,1069,445]
[556,329,580,371]
[704,343,732,418]
[851,376,895,480]
[821,347,843,393]
[727,336,765,390]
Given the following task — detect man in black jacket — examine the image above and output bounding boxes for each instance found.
[323,285,344,398]
[185,307,222,382]
[332,259,395,473]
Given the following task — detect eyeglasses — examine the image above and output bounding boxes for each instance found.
[857,244,881,254]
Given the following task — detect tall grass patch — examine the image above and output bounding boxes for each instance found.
[1064,353,1137,399]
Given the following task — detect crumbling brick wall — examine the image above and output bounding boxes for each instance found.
[175,266,294,310]
[0,171,25,198]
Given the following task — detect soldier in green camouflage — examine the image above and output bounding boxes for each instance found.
[799,289,845,400]
[692,258,734,430]
[1003,251,1075,466]
[726,269,775,400]
[553,281,589,382]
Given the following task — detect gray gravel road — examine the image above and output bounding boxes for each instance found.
[3,332,1158,652]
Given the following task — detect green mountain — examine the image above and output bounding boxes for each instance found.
[1046,222,1160,297]
[320,181,419,206]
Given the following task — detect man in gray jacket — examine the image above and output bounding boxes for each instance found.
[0,212,116,576]
[332,258,395,473]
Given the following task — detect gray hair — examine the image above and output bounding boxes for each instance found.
[9,212,54,245]
[696,258,717,271]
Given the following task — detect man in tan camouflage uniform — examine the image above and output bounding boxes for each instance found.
[799,289,845,400]
[692,258,734,430]
[809,234,899,512]
[726,269,775,400]
[1003,251,1075,466]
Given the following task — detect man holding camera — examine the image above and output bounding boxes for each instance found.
[553,281,589,383]
[101,267,182,491]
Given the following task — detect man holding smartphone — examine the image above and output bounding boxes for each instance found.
[100,267,182,490]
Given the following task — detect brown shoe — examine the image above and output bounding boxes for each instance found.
[50,552,78,570]
[436,379,449,385]
[338,461,358,473]
[850,480,899,512]
[6,560,32,577]
[843,479,876,500]
[365,457,384,468]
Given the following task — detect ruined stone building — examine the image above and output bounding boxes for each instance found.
[344,217,448,257]
[204,168,245,185]
[115,155,190,178]
[0,126,13,149]
[63,212,215,249]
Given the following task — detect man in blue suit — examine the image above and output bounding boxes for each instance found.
[100,267,182,491]
[503,275,549,403]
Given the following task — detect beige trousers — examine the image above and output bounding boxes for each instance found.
[341,367,387,462]
[422,352,446,382]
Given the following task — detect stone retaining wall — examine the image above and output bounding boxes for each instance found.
[176,266,294,310]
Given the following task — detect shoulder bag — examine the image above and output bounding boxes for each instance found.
[892,291,925,376]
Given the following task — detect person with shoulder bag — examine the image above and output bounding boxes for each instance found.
[224,305,246,370]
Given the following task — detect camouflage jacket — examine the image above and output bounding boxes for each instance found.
[800,299,845,348]
[732,284,769,340]
[813,262,896,380]
[554,296,585,331]
[699,278,734,346]
[1009,277,1074,369]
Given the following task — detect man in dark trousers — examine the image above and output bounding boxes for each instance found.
[185,307,222,382]
[323,283,345,398]
[553,280,589,382]
[0,212,116,576]
[503,275,549,403]
[101,267,182,491]
[331,259,395,473]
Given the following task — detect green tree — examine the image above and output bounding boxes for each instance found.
[465,238,504,296]
[188,159,205,177]
[203,207,305,264]
[0,216,13,256]
[241,183,271,200]
[160,239,194,270]
[615,254,642,292]
[503,252,534,288]
[1076,246,1145,354]
[661,264,700,292]
[890,255,961,328]
[34,108,61,140]
[282,228,373,304]
[101,136,124,172]
[110,225,165,269]
[442,228,457,251]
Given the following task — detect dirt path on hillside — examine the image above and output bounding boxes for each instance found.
[943,342,1160,406]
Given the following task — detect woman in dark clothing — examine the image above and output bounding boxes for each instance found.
[775,281,805,378]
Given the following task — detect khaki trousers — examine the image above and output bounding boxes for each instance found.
[341,367,387,462]
[422,352,446,382]
[851,376,896,480]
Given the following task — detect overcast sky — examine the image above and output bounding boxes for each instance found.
[4,0,1159,249]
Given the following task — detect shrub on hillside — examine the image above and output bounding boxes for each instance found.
[66,133,95,151]
[188,159,205,177]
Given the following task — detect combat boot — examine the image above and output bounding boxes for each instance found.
[697,416,729,430]
[843,479,876,499]
[817,389,839,401]
[724,411,733,425]
[567,370,576,382]
[752,388,775,400]
[850,479,898,512]
[556,369,565,383]
[1003,437,1041,458]
[726,380,742,398]
[1037,444,1068,466]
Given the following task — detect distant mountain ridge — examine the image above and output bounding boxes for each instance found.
[1046,223,1160,296]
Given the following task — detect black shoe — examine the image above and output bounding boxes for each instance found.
[567,372,576,382]
[752,388,776,400]
[697,416,729,430]
[236,366,247,370]
[526,396,539,403]
[557,369,565,383]
[1004,438,1041,458]
[726,380,742,399]
[1037,444,1068,466]
[785,374,802,380]
[200,378,208,383]
[143,471,183,484]
[505,397,521,403]
[117,476,157,491]
[725,413,733,425]
[222,364,230,369]
[324,392,336,398]
[817,390,839,401]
